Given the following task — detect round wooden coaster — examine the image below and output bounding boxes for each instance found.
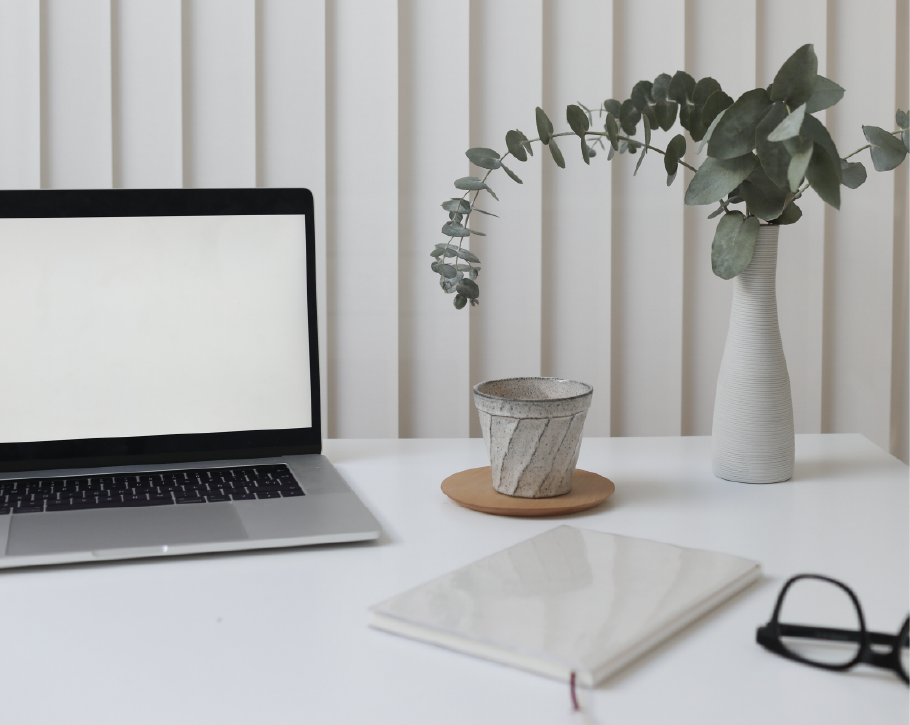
[441,467,615,517]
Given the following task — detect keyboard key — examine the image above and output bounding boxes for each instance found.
[281,489,304,497]
[231,492,256,501]
[0,507,10,515]
[176,497,205,504]
[13,506,43,514]
[206,494,230,502]
[122,497,173,507]
[256,491,281,499]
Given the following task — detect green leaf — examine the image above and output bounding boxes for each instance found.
[667,71,696,105]
[786,138,813,192]
[697,108,727,155]
[693,77,722,107]
[772,201,802,225]
[580,138,591,165]
[519,130,534,156]
[454,176,487,191]
[454,247,480,263]
[466,147,501,170]
[805,75,845,113]
[472,207,499,217]
[631,80,654,111]
[456,278,479,299]
[605,113,620,150]
[707,205,726,219]
[549,137,566,168]
[770,44,818,108]
[667,170,678,187]
[643,112,651,147]
[634,122,648,176]
[806,146,841,209]
[567,104,589,137]
[702,91,733,126]
[500,161,523,184]
[711,212,760,279]
[863,125,908,171]
[454,294,467,310]
[738,167,789,221]
[664,133,687,176]
[506,130,528,162]
[755,102,791,188]
[655,101,679,131]
[465,227,485,236]
[768,103,806,142]
[684,153,757,205]
[801,115,842,181]
[652,73,672,103]
[840,159,867,189]
[536,107,554,145]
[898,110,909,152]
[442,198,472,214]
[603,99,622,117]
[442,221,471,237]
[707,88,772,159]
[619,99,641,135]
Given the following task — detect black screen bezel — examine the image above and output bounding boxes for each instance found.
[0,188,322,472]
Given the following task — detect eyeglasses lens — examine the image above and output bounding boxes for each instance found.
[779,578,861,666]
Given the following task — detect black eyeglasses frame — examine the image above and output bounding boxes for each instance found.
[756,573,909,685]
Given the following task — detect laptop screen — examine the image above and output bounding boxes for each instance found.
[0,189,320,471]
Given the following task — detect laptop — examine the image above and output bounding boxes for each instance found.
[0,188,381,569]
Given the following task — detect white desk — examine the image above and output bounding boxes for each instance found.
[0,435,906,724]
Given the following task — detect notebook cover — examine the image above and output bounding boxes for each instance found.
[370,526,760,686]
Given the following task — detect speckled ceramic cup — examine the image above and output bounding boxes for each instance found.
[473,377,593,498]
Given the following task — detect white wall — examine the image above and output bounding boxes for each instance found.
[0,0,906,460]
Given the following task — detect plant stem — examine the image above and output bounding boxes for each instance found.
[842,127,906,160]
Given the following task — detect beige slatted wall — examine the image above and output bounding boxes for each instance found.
[0,0,905,460]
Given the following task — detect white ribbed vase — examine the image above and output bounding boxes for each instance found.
[712,225,794,483]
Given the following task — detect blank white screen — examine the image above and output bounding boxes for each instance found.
[0,214,311,443]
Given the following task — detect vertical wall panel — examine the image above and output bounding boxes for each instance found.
[823,0,897,451]
[326,0,399,437]
[468,0,544,437]
[113,0,182,188]
[611,0,685,436]
[891,0,909,462]
[184,0,256,188]
[758,0,827,436]
[681,0,756,436]
[43,0,112,189]
[259,0,329,433]
[541,0,613,436]
[398,0,470,438]
[0,0,40,188]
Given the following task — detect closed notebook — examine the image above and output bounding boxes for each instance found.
[370,525,760,686]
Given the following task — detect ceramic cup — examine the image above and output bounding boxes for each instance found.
[473,377,593,498]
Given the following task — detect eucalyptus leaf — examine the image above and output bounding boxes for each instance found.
[898,110,909,152]
[607,144,615,161]
[454,248,480,263]
[501,162,523,184]
[863,125,908,171]
[634,140,647,176]
[465,227,485,236]
[456,278,479,300]
[442,221,471,237]
[693,77,722,107]
[707,88,771,159]
[755,102,792,188]
[439,276,457,293]
[440,264,458,279]
[738,167,788,221]
[603,99,622,117]
[631,80,654,111]
[655,101,679,131]
[773,201,802,225]
[787,139,813,192]
[453,294,467,310]
[581,138,591,165]
[536,107,553,145]
[620,100,641,135]
[567,104,589,137]
[768,103,806,142]
[442,198,472,214]
[805,75,845,113]
[799,114,842,181]
[770,44,818,108]
[472,207,499,217]
[840,159,867,189]
[449,212,463,223]
[455,264,477,272]
[643,113,651,148]
[806,146,841,209]
[665,133,686,176]
[702,91,733,126]
[652,73,672,103]
[707,205,725,219]
[454,176,487,191]
[667,70,696,105]
[697,108,727,155]
[466,147,501,170]
[667,169,678,187]
[549,137,566,168]
[684,153,757,205]
[505,130,528,162]
[711,212,760,280]
[605,113,620,150]
[519,130,534,156]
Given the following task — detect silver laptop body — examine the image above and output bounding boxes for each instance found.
[0,188,380,569]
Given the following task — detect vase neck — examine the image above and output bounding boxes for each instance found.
[735,225,780,297]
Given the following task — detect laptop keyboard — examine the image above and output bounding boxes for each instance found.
[0,464,304,515]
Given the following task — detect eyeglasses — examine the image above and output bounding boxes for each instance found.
[756,574,909,685]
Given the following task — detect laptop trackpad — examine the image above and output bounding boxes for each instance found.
[5,504,248,557]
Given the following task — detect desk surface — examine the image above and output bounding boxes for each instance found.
[0,434,906,725]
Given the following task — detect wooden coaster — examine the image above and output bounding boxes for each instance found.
[441,467,615,517]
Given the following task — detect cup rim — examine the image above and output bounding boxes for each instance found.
[472,376,593,403]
